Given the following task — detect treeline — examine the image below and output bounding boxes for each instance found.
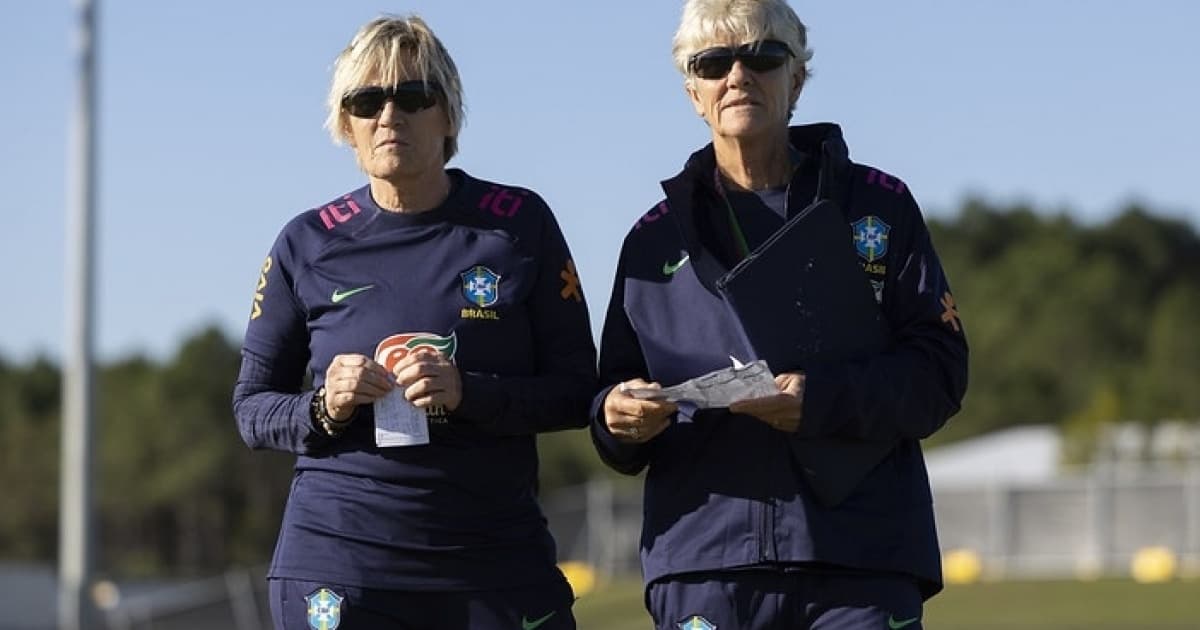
[926,201,1200,453]
[0,329,293,578]
[1,201,1198,576]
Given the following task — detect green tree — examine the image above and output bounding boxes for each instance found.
[1131,283,1200,420]
[927,202,1200,447]
[0,356,61,561]
[94,326,293,576]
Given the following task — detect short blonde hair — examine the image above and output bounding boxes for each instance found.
[325,15,465,163]
[672,0,813,84]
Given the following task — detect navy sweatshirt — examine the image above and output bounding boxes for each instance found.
[233,169,598,590]
[591,124,968,598]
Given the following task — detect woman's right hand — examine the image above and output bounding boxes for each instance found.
[603,379,677,443]
[322,354,396,421]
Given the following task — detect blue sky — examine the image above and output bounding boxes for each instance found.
[2,1,1197,362]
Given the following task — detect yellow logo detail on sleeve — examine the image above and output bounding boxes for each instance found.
[249,256,272,320]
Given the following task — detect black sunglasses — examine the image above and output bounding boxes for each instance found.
[687,40,794,80]
[341,81,442,118]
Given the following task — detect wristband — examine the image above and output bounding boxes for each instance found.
[310,385,350,437]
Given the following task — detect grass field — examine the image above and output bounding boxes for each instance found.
[572,577,1200,629]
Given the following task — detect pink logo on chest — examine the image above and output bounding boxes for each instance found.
[478,186,528,218]
[635,201,670,229]
[319,196,363,230]
[865,169,907,196]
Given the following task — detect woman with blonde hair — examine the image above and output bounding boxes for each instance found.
[234,14,595,629]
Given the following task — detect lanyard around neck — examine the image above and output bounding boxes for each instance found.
[712,149,802,260]
[715,171,754,260]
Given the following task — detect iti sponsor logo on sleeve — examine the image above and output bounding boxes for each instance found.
[478,186,528,218]
[318,196,363,230]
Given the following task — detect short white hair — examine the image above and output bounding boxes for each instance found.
[325,15,465,163]
[672,0,813,84]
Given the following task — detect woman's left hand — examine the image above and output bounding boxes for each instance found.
[728,372,805,433]
[392,349,462,413]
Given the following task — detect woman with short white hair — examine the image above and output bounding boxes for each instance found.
[592,1,969,628]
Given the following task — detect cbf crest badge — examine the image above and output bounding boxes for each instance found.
[461,265,501,307]
[305,587,343,630]
[678,615,716,630]
[852,216,891,262]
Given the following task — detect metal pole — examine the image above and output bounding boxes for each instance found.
[59,0,98,627]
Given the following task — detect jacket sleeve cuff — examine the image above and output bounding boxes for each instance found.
[589,384,646,465]
[453,371,506,425]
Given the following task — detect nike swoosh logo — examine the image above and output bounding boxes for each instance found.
[330,285,375,303]
[888,615,920,629]
[662,254,690,276]
[522,611,556,630]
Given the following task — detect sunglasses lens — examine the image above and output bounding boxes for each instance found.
[391,90,437,113]
[690,40,792,79]
[342,82,440,117]
[741,53,789,73]
[744,40,791,72]
[344,88,387,118]
[692,53,734,80]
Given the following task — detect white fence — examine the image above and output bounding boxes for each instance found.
[931,467,1200,579]
[0,566,271,630]
[543,466,1200,582]
[12,466,1198,629]
[99,568,270,630]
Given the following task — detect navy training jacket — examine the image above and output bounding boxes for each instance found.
[591,123,969,598]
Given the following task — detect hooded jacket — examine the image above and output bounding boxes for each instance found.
[591,123,968,598]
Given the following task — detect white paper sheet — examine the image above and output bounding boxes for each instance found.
[373,389,430,447]
[624,359,779,408]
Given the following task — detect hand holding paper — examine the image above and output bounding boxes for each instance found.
[623,360,780,408]
[729,371,805,433]
[606,378,677,443]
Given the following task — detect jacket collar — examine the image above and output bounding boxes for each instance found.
[660,123,853,291]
